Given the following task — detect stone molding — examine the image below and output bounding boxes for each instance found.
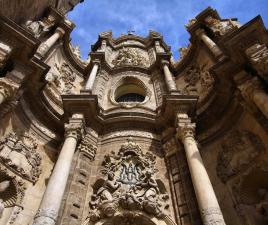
[0,42,12,69]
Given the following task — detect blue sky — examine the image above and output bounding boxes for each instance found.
[67,0,268,60]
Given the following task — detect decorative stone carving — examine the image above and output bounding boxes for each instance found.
[204,16,240,36]
[94,70,109,103]
[0,78,19,104]
[70,44,82,60]
[179,45,190,59]
[25,15,55,38]
[183,64,214,101]
[45,62,76,96]
[245,43,268,83]
[87,139,170,222]
[0,42,12,69]
[0,180,10,218]
[0,132,42,183]
[77,134,97,160]
[112,47,149,67]
[185,18,197,28]
[216,130,265,183]
[201,207,227,225]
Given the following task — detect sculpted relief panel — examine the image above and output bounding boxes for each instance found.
[112,47,150,68]
[86,139,170,224]
[216,130,265,183]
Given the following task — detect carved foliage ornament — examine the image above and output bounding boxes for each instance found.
[216,130,265,183]
[0,132,42,183]
[112,47,149,68]
[87,139,169,223]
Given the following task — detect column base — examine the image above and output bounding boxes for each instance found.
[201,207,226,225]
[33,209,57,225]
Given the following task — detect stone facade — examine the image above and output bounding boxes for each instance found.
[0,4,267,225]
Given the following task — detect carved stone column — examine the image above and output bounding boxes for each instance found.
[85,60,100,91]
[238,77,268,119]
[0,78,19,105]
[33,114,84,225]
[161,60,177,92]
[195,29,223,59]
[36,27,65,58]
[176,113,226,225]
[0,42,12,69]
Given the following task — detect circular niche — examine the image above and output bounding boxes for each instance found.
[110,76,151,108]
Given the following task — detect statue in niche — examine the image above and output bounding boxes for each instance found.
[0,180,10,218]
[25,15,55,38]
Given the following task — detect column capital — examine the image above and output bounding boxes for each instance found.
[64,114,85,140]
[55,27,66,38]
[195,28,206,37]
[161,59,170,67]
[92,59,101,67]
[0,78,19,100]
[176,113,196,141]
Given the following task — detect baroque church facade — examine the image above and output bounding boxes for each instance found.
[0,1,268,225]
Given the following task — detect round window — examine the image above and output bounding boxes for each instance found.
[115,83,146,103]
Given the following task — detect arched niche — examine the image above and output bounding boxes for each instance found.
[84,212,177,225]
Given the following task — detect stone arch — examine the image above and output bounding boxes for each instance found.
[83,212,177,225]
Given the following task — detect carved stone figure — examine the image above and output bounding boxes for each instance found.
[204,16,240,36]
[0,132,42,183]
[46,62,76,94]
[25,15,55,38]
[70,44,82,60]
[112,48,149,67]
[183,64,214,99]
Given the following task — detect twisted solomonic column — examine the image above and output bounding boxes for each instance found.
[176,113,226,225]
[33,114,84,225]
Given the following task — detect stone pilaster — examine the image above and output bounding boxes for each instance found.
[36,27,65,58]
[33,114,84,225]
[195,29,223,59]
[161,60,177,92]
[84,60,100,91]
[176,113,226,225]
[0,78,19,105]
[238,77,268,119]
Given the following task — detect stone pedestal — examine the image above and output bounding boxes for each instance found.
[36,27,65,58]
[177,114,226,225]
[161,60,177,92]
[85,61,100,91]
[196,29,223,59]
[33,114,84,225]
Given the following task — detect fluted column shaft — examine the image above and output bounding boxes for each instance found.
[196,29,223,59]
[177,114,226,225]
[161,60,177,92]
[36,27,65,57]
[85,61,100,91]
[33,115,84,225]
